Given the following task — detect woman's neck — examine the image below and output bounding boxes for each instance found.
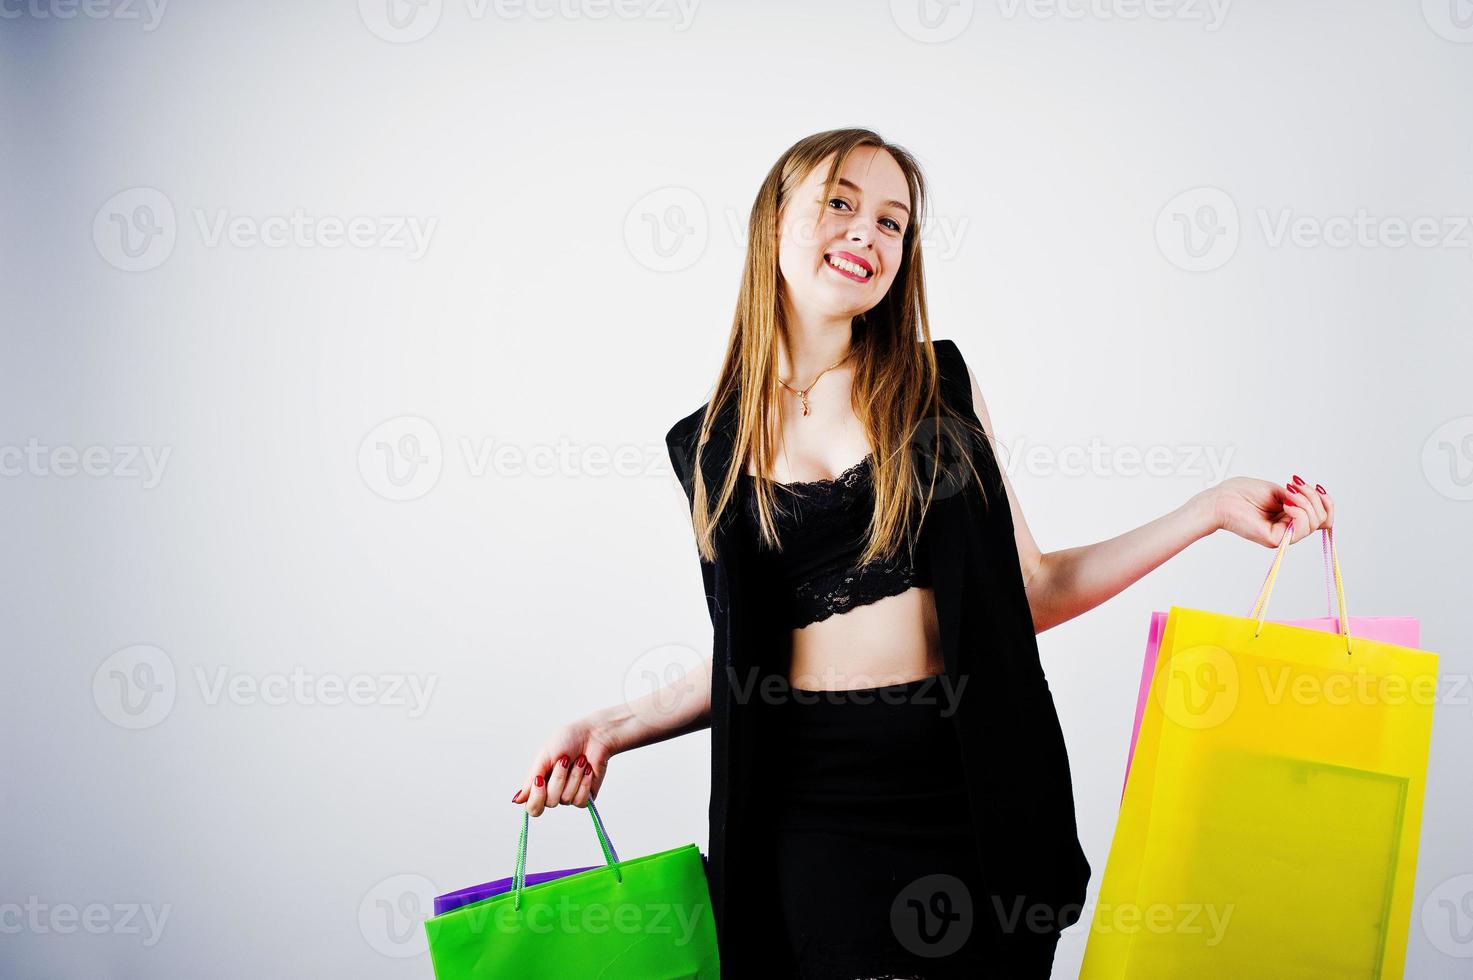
[778,315,854,383]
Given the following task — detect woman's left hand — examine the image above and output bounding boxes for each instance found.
[1202,475,1334,548]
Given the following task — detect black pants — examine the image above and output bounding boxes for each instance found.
[761,676,1060,979]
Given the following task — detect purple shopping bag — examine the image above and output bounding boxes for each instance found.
[433,800,624,915]
[432,800,712,915]
[433,866,600,916]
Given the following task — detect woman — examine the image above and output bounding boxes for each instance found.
[510,129,1333,978]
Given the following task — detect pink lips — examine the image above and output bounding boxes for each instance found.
[825,250,875,282]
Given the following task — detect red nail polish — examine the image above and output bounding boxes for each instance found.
[535,774,544,787]
[1315,484,1325,494]
[512,789,524,802]
[558,754,569,768]
[1285,483,1299,494]
[1292,475,1305,486]
[575,755,586,769]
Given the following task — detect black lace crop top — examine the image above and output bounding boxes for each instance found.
[738,453,932,630]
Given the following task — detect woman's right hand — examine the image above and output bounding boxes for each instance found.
[511,718,616,816]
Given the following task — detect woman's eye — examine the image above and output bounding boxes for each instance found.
[830,198,902,234]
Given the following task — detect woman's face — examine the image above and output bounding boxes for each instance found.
[776,145,912,324]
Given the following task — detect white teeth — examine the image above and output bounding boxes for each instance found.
[826,254,871,278]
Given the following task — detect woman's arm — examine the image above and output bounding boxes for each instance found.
[962,365,1334,635]
[513,444,718,815]
[514,650,713,816]
[585,656,713,755]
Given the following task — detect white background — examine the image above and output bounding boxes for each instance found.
[3,0,1471,976]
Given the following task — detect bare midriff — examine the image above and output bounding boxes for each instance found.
[786,584,944,691]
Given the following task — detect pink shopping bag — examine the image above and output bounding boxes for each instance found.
[1121,528,1418,797]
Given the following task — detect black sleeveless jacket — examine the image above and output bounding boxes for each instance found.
[664,339,1090,975]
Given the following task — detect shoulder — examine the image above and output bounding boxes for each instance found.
[927,338,977,420]
[665,401,712,490]
[665,402,709,454]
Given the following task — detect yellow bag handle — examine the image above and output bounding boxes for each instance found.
[1249,519,1353,656]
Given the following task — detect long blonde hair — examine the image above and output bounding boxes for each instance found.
[689,128,991,565]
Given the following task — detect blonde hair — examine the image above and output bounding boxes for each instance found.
[689,127,990,565]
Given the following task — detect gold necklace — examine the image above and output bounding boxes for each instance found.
[777,349,853,417]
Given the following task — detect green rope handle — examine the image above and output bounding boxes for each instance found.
[512,810,529,910]
[587,799,621,867]
[511,799,622,911]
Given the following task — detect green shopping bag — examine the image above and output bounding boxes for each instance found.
[424,800,720,979]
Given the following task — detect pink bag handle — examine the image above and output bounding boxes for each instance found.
[1249,519,1353,655]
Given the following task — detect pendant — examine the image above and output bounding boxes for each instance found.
[798,390,810,416]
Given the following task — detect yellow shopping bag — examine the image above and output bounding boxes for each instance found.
[1081,523,1439,979]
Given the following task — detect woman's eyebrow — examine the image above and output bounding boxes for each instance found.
[834,177,911,216]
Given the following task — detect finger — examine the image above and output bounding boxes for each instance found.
[518,751,551,814]
[586,758,605,802]
[1287,477,1326,530]
[570,762,595,808]
[526,771,549,817]
[544,753,572,809]
[1281,487,1314,543]
[1275,490,1303,545]
[560,754,588,804]
[1316,483,1334,529]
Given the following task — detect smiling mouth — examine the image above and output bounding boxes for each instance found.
[824,252,874,282]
